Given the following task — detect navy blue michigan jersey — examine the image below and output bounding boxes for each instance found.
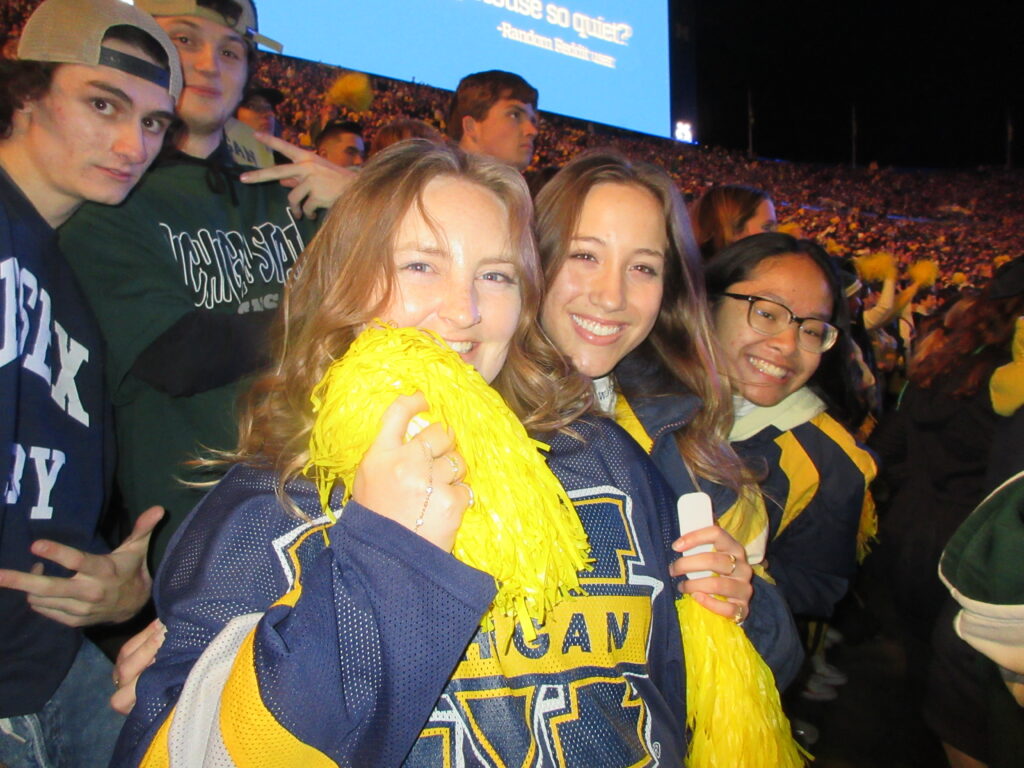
[733,406,877,618]
[115,418,687,767]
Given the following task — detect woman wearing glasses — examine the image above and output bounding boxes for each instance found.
[705,233,876,622]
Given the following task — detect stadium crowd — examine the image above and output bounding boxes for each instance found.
[2,1,1022,768]
[249,51,1022,291]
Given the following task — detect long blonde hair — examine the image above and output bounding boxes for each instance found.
[226,140,592,491]
[535,150,749,493]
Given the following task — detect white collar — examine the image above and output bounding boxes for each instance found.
[729,388,827,441]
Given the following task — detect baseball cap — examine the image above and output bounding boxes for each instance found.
[133,0,283,52]
[241,85,284,109]
[18,0,182,100]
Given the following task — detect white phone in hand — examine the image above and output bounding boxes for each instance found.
[676,491,714,580]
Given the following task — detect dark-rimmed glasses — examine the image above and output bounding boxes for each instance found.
[720,293,839,353]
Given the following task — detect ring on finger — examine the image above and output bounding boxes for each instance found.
[732,604,746,625]
[415,456,434,532]
[456,481,475,508]
[727,553,738,576]
[112,674,120,688]
[445,454,460,482]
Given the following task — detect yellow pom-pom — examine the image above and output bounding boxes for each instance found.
[908,260,939,288]
[990,317,1024,416]
[823,238,846,256]
[325,71,373,111]
[952,271,968,286]
[305,323,592,639]
[995,254,1012,268]
[678,596,808,767]
[777,221,802,237]
[856,492,879,562]
[853,251,896,283]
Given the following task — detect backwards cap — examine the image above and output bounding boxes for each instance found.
[18,0,183,101]
[133,0,282,52]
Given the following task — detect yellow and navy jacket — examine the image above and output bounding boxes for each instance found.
[612,387,804,689]
[114,418,689,767]
[730,388,878,618]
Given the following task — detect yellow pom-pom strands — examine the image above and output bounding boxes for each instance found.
[325,71,374,112]
[907,259,939,288]
[305,323,592,640]
[678,596,808,768]
[853,251,897,283]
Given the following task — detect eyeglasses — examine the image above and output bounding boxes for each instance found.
[720,293,839,353]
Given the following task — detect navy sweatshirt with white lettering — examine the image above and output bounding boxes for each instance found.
[0,168,113,717]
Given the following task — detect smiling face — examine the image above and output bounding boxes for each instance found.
[461,96,538,171]
[155,15,247,154]
[378,175,521,384]
[713,252,833,406]
[541,182,667,378]
[12,41,175,226]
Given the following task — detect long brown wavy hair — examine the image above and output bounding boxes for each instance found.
[910,282,1024,398]
[534,150,749,493]
[224,140,592,493]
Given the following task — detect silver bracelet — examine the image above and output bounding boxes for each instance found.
[415,455,433,532]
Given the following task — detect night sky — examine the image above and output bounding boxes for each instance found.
[688,0,1020,168]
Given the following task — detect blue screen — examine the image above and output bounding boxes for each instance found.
[258,0,671,138]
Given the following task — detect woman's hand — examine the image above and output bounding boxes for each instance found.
[669,525,753,624]
[110,618,166,715]
[352,393,472,552]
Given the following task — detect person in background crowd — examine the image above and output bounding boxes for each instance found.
[869,256,1024,768]
[0,1,180,765]
[369,116,443,157]
[224,84,283,168]
[234,84,281,135]
[692,184,777,261]
[939,466,1024,768]
[223,83,283,167]
[315,118,365,167]
[447,69,539,171]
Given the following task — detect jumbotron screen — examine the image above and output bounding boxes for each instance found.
[258,0,671,138]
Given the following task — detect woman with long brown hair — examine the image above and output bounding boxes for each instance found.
[536,151,802,686]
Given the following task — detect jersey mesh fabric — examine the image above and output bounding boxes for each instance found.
[116,419,689,767]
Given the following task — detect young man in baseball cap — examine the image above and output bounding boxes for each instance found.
[0,1,180,765]
[59,0,353,569]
